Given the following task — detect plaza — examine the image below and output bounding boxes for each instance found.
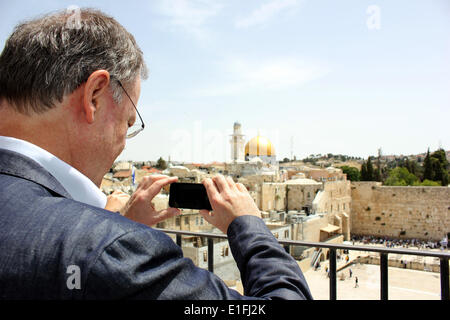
[303,263,441,300]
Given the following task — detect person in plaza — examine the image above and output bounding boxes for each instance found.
[0,8,313,300]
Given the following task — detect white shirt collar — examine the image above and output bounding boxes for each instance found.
[0,136,107,209]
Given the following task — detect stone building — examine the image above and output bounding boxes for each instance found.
[285,178,323,212]
[312,179,352,240]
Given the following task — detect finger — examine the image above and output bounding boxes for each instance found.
[112,191,130,197]
[144,176,178,200]
[213,174,230,193]
[203,178,219,205]
[226,176,238,192]
[139,175,175,190]
[236,183,247,193]
[199,209,214,225]
[155,207,182,224]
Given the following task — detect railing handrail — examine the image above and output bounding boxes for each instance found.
[155,228,450,300]
[155,228,450,259]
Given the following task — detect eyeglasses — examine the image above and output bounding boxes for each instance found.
[117,80,145,139]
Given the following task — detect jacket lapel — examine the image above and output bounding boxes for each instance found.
[0,148,72,199]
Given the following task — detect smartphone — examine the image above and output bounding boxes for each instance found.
[169,182,212,211]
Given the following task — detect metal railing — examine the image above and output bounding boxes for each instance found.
[155,228,450,300]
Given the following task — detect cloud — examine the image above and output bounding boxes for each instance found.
[190,57,330,97]
[154,0,223,39]
[235,0,302,29]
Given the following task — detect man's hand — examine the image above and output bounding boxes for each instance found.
[121,175,181,226]
[199,175,261,234]
[105,190,130,213]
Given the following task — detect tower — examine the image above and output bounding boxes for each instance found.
[230,122,245,161]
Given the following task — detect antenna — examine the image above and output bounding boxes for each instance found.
[290,136,294,161]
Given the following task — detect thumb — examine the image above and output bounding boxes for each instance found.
[153,207,182,225]
[199,209,214,225]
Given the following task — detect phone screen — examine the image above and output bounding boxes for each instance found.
[169,182,212,211]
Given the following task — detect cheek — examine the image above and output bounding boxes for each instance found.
[113,124,128,153]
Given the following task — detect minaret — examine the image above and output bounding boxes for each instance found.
[230,122,245,161]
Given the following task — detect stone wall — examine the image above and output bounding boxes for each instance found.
[286,183,321,211]
[261,183,287,211]
[351,182,450,241]
[313,180,352,216]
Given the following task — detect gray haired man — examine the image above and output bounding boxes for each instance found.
[0,8,312,300]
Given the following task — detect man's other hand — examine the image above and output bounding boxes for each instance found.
[121,175,181,226]
[199,175,261,234]
[105,190,130,213]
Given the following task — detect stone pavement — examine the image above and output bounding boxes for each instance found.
[228,244,447,299]
[301,243,446,300]
[303,263,441,300]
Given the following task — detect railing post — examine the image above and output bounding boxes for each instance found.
[380,253,389,300]
[440,257,449,300]
[159,228,450,301]
[208,237,214,273]
[329,248,337,300]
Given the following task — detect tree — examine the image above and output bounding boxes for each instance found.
[423,148,433,181]
[384,167,418,186]
[374,166,381,182]
[360,162,368,181]
[413,179,441,187]
[341,166,361,181]
[155,157,167,170]
[366,157,374,181]
[423,148,449,186]
[431,149,449,186]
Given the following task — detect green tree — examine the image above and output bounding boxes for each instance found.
[374,166,381,182]
[423,148,433,181]
[431,149,449,186]
[413,179,441,186]
[384,167,418,186]
[155,157,167,170]
[366,157,374,181]
[341,166,361,181]
[360,162,368,180]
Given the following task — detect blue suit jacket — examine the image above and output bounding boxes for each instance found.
[0,148,312,300]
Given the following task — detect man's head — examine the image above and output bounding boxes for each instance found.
[0,8,147,185]
[0,8,147,114]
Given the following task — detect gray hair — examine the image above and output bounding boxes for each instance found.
[0,8,148,115]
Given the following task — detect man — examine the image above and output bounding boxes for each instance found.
[0,8,312,300]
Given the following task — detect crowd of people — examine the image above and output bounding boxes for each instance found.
[351,234,448,250]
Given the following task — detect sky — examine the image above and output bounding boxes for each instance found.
[0,0,449,163]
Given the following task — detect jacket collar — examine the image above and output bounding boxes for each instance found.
[0,148,72,199]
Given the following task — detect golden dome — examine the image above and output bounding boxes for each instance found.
[245,135,275,157]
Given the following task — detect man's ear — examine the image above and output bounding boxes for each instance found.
[82,70,111,124]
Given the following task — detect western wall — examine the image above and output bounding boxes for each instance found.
[351,182,450,241]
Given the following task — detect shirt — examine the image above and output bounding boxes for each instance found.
[0,135,107,208]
